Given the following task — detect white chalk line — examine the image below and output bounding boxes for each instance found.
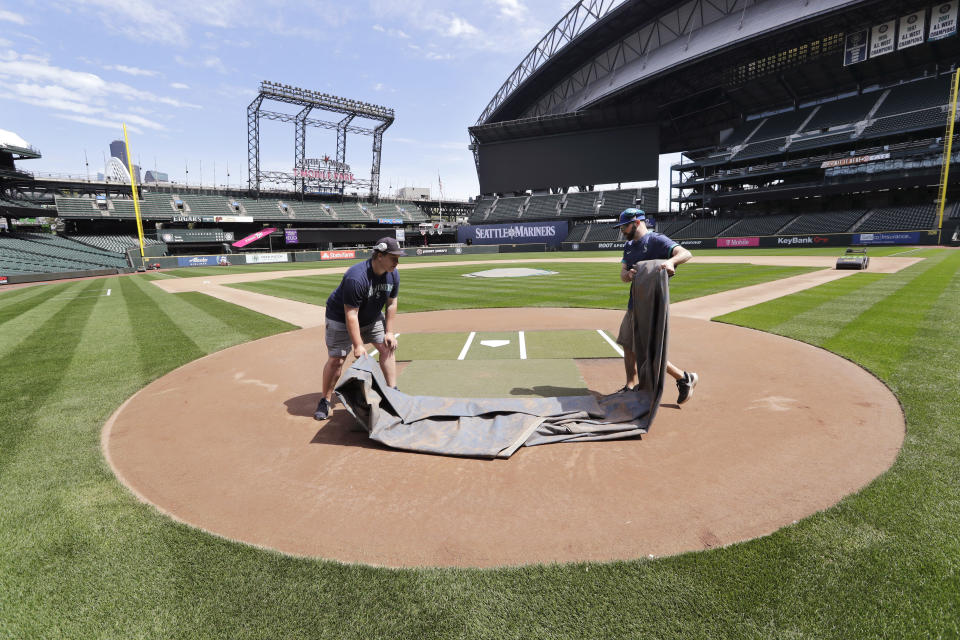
[457,331,476,360]
[596,329,624,356]
[518,331,526,360]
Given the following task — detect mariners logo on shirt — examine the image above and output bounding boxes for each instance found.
[368,283,394,297]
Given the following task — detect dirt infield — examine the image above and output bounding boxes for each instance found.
[102,307,904,568]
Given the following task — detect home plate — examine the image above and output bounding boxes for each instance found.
[480,340,510,348]
[463,268,558,278]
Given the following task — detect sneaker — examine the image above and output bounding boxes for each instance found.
[677,372,698,405]
[616,384,636,393]
[313,398,331,421]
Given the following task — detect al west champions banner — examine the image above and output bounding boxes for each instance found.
[457,221,568,248]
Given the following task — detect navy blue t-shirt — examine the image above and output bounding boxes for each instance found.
[325,259,399,326]
[622,232,678,309]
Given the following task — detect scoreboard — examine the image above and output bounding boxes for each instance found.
[158,229,235,244]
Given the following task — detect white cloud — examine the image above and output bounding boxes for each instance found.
[105,64,160,77]
[443,15,479,37]
[491,0,528,21]
[0,9,26,25]
[373,82,385,91]
[55,113,138,133]
[0,51,196,135]
[170,82,190,90]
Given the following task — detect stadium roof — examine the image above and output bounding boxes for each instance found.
[0,128,40,159]
[476,0,960,153]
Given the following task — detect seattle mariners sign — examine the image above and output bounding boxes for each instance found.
[457,221,568,248]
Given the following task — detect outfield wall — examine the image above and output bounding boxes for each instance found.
[562,230,940,252]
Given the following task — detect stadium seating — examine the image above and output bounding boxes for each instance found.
[788,131,856,152]
[778,210,866,234]
[565,223,590,242]
[0,233,128,273]
[671,217,738,238]
[70,234,165,254]
[524,194,562,219]
[561,191,599,218]
[801,92,879,131]
[719,213,798,236]
[486,196,527,222]
[597,189,638,216]
[854,204,938,231]
[585,225,624,242]
[652,219,693,238]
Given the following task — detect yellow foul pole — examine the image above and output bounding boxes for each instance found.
[936,69,960,245]
[122,124,146,264]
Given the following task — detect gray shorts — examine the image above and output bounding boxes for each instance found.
[325,315,385,357]
[616,310,633,351]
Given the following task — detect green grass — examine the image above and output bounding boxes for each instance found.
[227,262,819,311]
[159,244,928,278]
[2,251,959,638]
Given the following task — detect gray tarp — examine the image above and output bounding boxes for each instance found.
[334,260,669,458]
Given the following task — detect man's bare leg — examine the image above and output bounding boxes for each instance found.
[321,355,347,401]
[375,342,397,388]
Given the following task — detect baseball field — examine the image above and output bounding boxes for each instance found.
[1,247,957,638]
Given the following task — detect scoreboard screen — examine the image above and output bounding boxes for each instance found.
[158,229,235,243]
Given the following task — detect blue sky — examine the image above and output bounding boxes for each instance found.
[1,0,673,205]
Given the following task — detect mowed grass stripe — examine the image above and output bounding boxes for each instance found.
[0,283,65,309]
[230,263,817,312]
[118,276,206,380]
[764,257,943,345]
[0,279,105,474]
[823,252,959,380]
[0,279,164,637]
[715,272,887,333]
[0,282,75,330]
[172,292,297,339]
[0,286,96,362]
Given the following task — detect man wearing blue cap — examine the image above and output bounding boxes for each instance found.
[314,236,405,420]
[613,208,699,404]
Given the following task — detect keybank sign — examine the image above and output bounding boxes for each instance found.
[458,221,568,248]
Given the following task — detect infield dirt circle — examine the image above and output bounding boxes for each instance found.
[103,305,904,568]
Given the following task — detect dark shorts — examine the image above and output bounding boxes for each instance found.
[616,310,633,351]
[325,315,385,357]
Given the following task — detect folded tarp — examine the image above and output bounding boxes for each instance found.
[334,260,669,458]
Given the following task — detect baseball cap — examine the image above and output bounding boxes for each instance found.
[373,236,406,256]
[612,208,646,227]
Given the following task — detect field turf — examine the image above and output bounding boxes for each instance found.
[1,251,958,638]
[227,262,818,311]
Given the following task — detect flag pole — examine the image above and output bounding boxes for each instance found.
[122,124,146,267]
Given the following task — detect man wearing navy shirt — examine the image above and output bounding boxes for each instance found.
[613,208,699,404]
[314,236,404,421]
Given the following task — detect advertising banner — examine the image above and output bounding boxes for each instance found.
[176,256,230,267]
[245,252,289,264]
[854,232,922,245]
[412,247,465,256]
[378,218,403,224]
[870,20,897,58]
[821,152,890,168]
[773,235,834,247]
[0,276,7,285]
[321,250,357,260]
[212,215,254,223]
[929,2,958,40]
[457,221,568,248]
[395,229,405,242]
[843,29,869,65]
[284,229,299,244]
[233,227,277,248]
[717,237,760,248]
[898,11,926,49]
